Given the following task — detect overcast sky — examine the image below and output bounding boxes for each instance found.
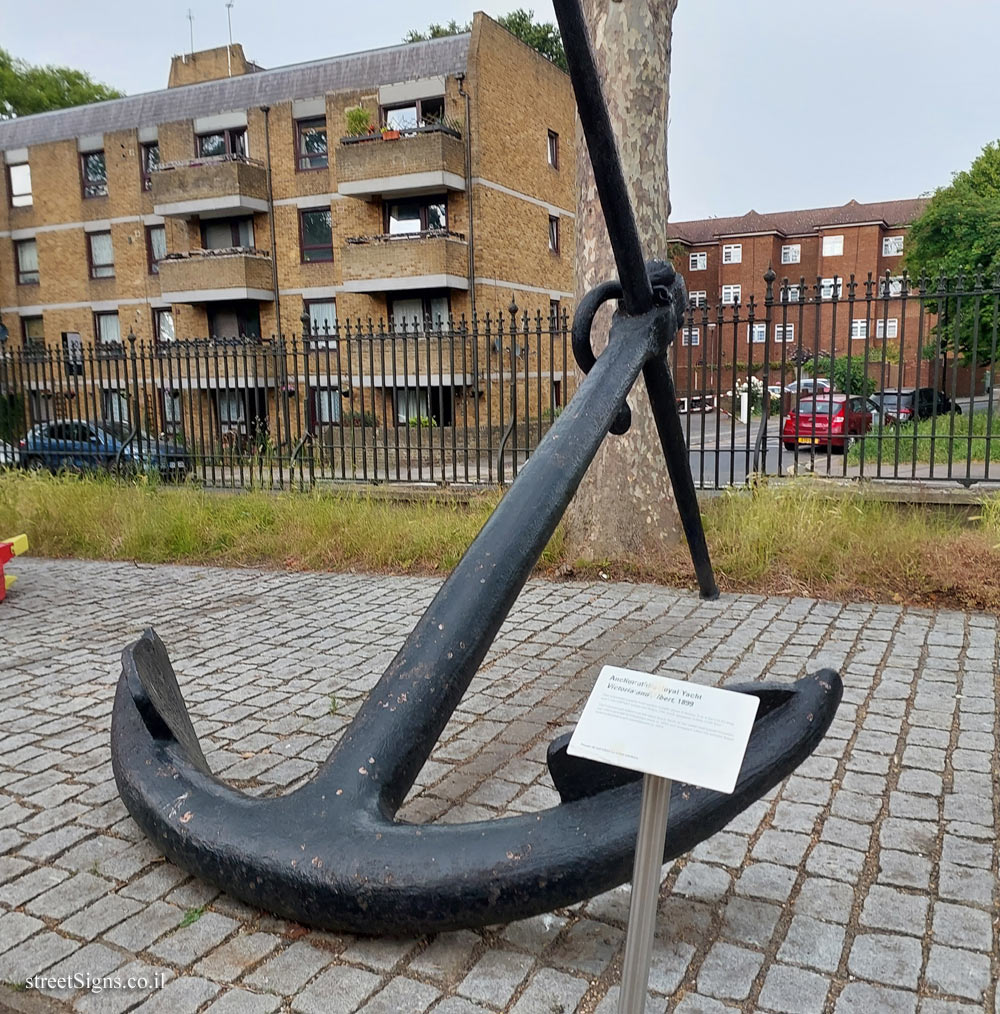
[2,0,998,221]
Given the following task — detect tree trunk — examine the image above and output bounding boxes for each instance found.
[564,0,683,564]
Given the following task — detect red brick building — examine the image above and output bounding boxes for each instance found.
[666,198,939,392]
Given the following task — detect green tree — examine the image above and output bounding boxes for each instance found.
[0,48,123,119]
[905,139,1000,366]
[404,9,567,71]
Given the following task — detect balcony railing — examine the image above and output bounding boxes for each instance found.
[158,248,275,303]
[340,231,469,294]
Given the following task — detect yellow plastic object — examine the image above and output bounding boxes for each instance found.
[4,574,14,591]
[4,534,28,556]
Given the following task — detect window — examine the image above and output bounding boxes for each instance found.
[88,231,114,279]
[748,323,767,344]
[547,130,559,169]
[387,196,446,235]
[722,243,742,264]
[689,291,707,308]
[822,234,844,257]
[94,311,120,344]
[879,276,903,297]
[774,323,794,342]
[146,225,167,274]
[876,318,899,339]
[141,142,160,191]
[197,127,247,158]
[781,244,800,264]
[202,217,254,250]
[217,390,246,428]
[549,299,561,326]
[395,384,454,426]
[161,388,182,431]
[153,308,175,344]
[390,294,449,332]
[8,163,31,207]
[721,284,741,305]
[101,390,129,425]
[311,387,342,427]
[81,151,107,198]
[783,284,801,303]
[689,252,707,271]
[299,208,333,262]
[882,235,904,257]
[22,316,44,347]
[820,276,842,300]
[305,300,337,339]
[382,96,445,132]
[15,239,39,285]
[851,319,869,340]
[296,118,328,171]
[548,216,560,254]
[681,327,700,347]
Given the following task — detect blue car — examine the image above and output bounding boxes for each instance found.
[19,420,188,479]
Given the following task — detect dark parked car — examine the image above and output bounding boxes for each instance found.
[871,388,961,425]
[782,395,873,451]
[19,420,188,478]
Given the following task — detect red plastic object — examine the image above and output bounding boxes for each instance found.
[0,534,28,603]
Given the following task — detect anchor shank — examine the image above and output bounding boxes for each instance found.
[326,311,662,810]
[552,0,654,316]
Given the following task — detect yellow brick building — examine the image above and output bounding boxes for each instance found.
[0,15,575,451]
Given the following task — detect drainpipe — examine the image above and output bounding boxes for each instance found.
[456,73,475,322]
[260,105,282,339]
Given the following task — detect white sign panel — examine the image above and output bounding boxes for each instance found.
[567,666,760,794]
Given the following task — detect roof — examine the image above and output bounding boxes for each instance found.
[669,197,929,245]
[0,34,471,151]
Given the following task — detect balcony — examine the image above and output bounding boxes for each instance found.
[340,230,469,294]
[151,155,269,219]
[158,249,275,303]
[337,126,466,199]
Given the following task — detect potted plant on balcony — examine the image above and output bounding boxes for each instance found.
[380,125,400,141]
[345,106,376,139]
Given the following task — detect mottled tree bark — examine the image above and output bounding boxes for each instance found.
[564,0,682,564]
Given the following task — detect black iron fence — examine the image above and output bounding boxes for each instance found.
[670,270,1000,488]
[1,273,997,491]
[0,309,573,489]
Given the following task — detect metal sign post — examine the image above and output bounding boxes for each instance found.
[618,774,672,1014]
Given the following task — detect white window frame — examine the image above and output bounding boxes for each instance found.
[822,235,844,257]
[774,323,794,342]
[8,162,32,207]
[851,319,869,340]
[821,276,843,300]
[722,243,742,264]
[879,276,903,297]
[782,284,801,303]
[681,327,700,347]
[689,290,707,308]
[689,252,707,271]
[721,284,741,305]
[876,318,899,339]
[747,323,767,344]
[882,235,904,257]
[780,244,800,264]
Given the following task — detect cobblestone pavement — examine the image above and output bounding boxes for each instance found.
[1,559,997,1014]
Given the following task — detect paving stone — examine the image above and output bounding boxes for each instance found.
[0,930,77,982]
[931,901,994,952]
[793,877,855,924]
[292,966,381,1014]
[509,968,588,1014]
[673,862,732,903]
[408,930,480,983]
[696,942,764,1001]
[131,974,219,1013]
[860,885,929,936]
[459,949,535,1008]
[805,843,866,882]
[103,900,181,951]
[937,862,995,908]
[205,989,282,1014]
[193,931,282,981]
[148,911,238,966]
[674,995,738,1014]
[757,963,830,1014]
[545,918,619,976]
[244,942,332,994]
[877,850,932,890]
[502,913,567,951]
[777,914,845,973]
[847,932,923,989]
[0,910,46,954]
[338,936,416,971]
[834,982,917,1014]
[752,830,810,867]
[924,944,992,1002]
[25,871,112,920]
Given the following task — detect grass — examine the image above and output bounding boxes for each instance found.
[2,472,999,613]
[848,409,1000,467]
[179,906,205,928]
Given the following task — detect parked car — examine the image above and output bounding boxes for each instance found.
[0,441,17,469]
[19,420,188,478]
[870,388,961,425]
[782,395,873,451]
[784,378,832,397]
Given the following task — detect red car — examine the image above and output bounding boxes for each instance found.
[782,395,873,451]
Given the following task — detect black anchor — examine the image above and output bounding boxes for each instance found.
[111,0,842,934]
